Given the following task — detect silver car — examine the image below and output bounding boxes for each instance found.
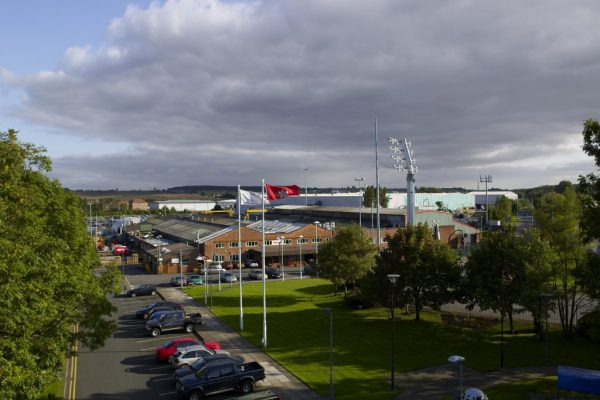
[248,269,267,280]
[168,344,229,368]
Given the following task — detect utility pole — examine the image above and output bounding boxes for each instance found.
[389,137,417,226]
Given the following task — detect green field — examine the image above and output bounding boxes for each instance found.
[185,279,600,399]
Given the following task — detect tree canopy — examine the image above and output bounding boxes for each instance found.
[362,185,389,208]
[0,129,120,399]
[317,224,378,293]
[364,224,460,321]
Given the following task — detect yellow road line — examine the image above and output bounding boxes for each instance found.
[67,324,79,400]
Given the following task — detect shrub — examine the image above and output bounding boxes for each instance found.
[577,309,600,343]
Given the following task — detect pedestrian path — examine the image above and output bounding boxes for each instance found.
[159,287,323,400]
[394,364,555,399]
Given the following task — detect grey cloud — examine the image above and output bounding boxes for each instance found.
[6,0,600,189]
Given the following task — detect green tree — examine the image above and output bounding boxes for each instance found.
[465,227,530,332]
[491,196,514,225]
[362,185,389,208]
[369,224,460,321]
[0,130,120,399]
[535,187,589,337]
[435,201,445,211]
[579,119,600,239]
[318,224,378,294]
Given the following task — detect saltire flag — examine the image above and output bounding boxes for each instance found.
[239,189,267,205]
[265,184,301,200]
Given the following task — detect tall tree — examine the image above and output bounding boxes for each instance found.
[579,119,600,239]
[368,224,460,321]
[362,185,389,208]
[318,224,378,294]
[491,196,514,225]
[464,227,529,332]
[0,130,120,399]
[535,187,590,337]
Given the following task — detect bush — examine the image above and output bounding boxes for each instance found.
[577,309,600,343]
[343,294,373,310]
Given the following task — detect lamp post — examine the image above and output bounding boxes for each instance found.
[387,274,400,390]
[299,235,304,279]
[541,293,553,365]
[314,221,320,274]
[354,177,365,226]
[321,307,334,400]
[87,201,93,236]
[448,355,465,400]
[277,236,285,281]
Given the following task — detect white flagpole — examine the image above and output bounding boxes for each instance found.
[238,185,244,331]
[261,179,268,348]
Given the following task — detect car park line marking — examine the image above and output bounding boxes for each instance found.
[147,365,172,372]
[140,346,160,351]
[158,391,178,397]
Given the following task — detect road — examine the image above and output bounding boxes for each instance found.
[73,265,308,400]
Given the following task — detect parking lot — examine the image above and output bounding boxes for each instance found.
[73,266,320,400]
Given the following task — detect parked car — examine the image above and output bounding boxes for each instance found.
[136,301,184,319]
[169,344,230,369]
[187,274,203,286]
[220,272,238,283]
[248,269,267,280]
[127,284,157,297]
[147,307,182,320]
[222,261,238,270]
[173,354,245,380]
[244,259,259,268]
[170,276,188,287]
[175,358,266,399]
[201,262,224,274]
[155,337,222,362]
[265,268,282,279]
[303,265,315,276]
[146,311,203,337]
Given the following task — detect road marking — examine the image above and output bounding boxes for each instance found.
[158,391,178,397]
[66,323,79,400]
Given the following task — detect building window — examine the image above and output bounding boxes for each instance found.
[312,238,323,243]
[382,236,389,243]
[213,254,224,262]
[246,241,258,247]
[215,243,225,249]
[229,242,239,248]
[284,239,292,245]
[264,240,274,246]
[230,254,239,261]
[297,238,309,244]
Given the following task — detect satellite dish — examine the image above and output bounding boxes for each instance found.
[463,388,488,400]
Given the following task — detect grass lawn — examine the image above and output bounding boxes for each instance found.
[484,376,557,400]
[185,279,600,400]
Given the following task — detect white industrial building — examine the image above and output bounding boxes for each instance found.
[148,200,216,212]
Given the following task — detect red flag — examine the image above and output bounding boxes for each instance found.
[265,184,300,200]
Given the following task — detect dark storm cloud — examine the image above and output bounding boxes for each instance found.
[5,0,600,189]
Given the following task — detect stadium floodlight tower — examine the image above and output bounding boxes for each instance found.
[389,137,417,226]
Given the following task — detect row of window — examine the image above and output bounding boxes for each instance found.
[215,238,323,249]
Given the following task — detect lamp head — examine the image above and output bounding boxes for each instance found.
[387,274,400,283]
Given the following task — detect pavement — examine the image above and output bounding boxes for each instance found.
[394,364,555,399]
[157,286,323,400]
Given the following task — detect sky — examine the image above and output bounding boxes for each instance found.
[1,0,599,191]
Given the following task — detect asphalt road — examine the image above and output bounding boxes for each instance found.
[75,266,291,400]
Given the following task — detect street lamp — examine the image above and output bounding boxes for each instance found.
[321,307,334,400]
[448,355,465,400]
[87,201,93,236]
[299,235,304,280]
[541,293,553,365]
[387,273,400,390]
[314,221,320,270]
[277,236,285,281]
[354,177,365,226]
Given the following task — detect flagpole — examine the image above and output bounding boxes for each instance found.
[238,185,244,331]
[375,118,381,247]
[261,179,268,348]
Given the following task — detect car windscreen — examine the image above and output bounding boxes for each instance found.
[191,359,207,370]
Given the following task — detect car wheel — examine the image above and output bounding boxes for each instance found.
[130,293,136,297]
[240,380,254,394]
[151,328,161,337]
[180,363,188,368]
[184,324,193,333]
[151,291,156,295]
[188,390,203,400]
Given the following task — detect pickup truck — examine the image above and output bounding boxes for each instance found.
[146,311,203,337]
[175,358,265,400]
